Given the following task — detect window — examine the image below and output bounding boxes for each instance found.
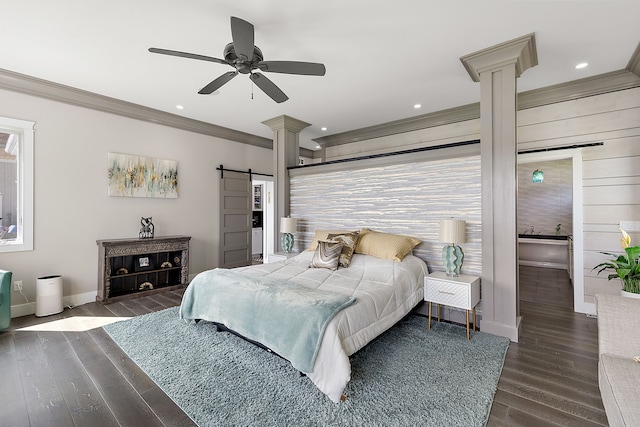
[0,116,34,252]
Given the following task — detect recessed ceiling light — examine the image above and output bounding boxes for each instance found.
[575,62,588,69]
[176,105,184,110]
[414,104,422,109]
[321,127,327,131]
[315,145,321,149]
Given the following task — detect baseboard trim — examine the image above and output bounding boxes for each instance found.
[11,291,97,318]
[480,317,522,342]
[574,300,597,316]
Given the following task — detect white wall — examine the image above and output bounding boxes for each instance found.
[0,88,272,313]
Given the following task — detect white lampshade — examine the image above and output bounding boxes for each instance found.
[280,217,298,234]
[440,219,466,244]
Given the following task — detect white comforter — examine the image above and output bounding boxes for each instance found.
[235,251,428,402]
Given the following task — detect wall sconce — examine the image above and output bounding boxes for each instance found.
[532,169,544,183]
[440,219,466,277]
[280,217,297,254]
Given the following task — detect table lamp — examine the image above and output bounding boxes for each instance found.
[440,219,466,276]
[280,217,297,254]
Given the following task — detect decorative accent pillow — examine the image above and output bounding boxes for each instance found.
[306,229,356,252]
[327,231,360,268]
[355,229,421,262]
[309,240,344,270]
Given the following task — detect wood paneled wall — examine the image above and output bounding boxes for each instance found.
[519,87,640,306]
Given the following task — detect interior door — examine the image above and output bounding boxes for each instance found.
[219,170,252,268]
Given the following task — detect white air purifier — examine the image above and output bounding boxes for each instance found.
[36,275,64,317]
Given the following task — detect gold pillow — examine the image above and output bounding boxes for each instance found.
[306,229,357,251]
[355,230,421,261]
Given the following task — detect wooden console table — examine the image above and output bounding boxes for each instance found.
[96,235,190,304]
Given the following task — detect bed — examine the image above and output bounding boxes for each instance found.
[179,229,429,403]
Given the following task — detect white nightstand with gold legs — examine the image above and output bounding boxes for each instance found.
[424,271,480,340]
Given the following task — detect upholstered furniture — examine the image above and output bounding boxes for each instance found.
[0,270,12,331]
[596,294,640,427]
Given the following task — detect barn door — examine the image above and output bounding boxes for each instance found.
[219,170,252,268]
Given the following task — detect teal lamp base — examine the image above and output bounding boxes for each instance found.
[442,244,464,277]
[281,233,294,254]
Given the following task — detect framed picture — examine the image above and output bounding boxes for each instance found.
[134,255,154,272]
[108,152,178,198]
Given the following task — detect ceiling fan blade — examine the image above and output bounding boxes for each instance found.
[250,73,288,103]
[148,47,228,65]
[198,71,238,94]
[230,17,254,62]
[257,61,326,76]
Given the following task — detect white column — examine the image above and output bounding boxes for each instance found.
[460,34,538,342]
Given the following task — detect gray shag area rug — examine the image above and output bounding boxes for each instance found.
[104,307,509,427]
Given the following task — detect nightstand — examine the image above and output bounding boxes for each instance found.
[265,252,298,264]
[424,271,480,339]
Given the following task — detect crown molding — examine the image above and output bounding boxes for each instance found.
[3,60,639,156]
[627,41,640,78]
[313,69,640,149]
[460,33,538,82]
[312,103,482,147]
[0,67,273,149]
[518,69,640,109]
[299,147,314,158]
[261,115,311,133]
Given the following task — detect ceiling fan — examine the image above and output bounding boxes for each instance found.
[149,16,326,103]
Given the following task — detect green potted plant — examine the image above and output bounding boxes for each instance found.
[594,229,640,297]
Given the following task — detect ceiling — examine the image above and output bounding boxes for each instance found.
[1,1,639,150]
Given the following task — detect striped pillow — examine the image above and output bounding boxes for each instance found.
[327,231,360,268]
[306,229,356,252]
[309,240,344,270]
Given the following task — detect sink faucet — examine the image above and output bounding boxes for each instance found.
[530,226,535,235]
[555,224,561,236]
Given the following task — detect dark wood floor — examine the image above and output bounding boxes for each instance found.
[489,266,606,426]
[0,267,606,426]
[519,265,574,309]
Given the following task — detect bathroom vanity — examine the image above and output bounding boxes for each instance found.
[518,234,570,270]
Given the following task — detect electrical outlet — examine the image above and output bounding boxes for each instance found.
[620,221,640,232]
[13,280,23,292]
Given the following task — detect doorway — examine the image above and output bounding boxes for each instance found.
[517,149,585,313]
[251,178,274,263]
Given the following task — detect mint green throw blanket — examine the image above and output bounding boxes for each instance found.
[179,269,356,373]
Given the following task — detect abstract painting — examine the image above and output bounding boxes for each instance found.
[108,153,178,198]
